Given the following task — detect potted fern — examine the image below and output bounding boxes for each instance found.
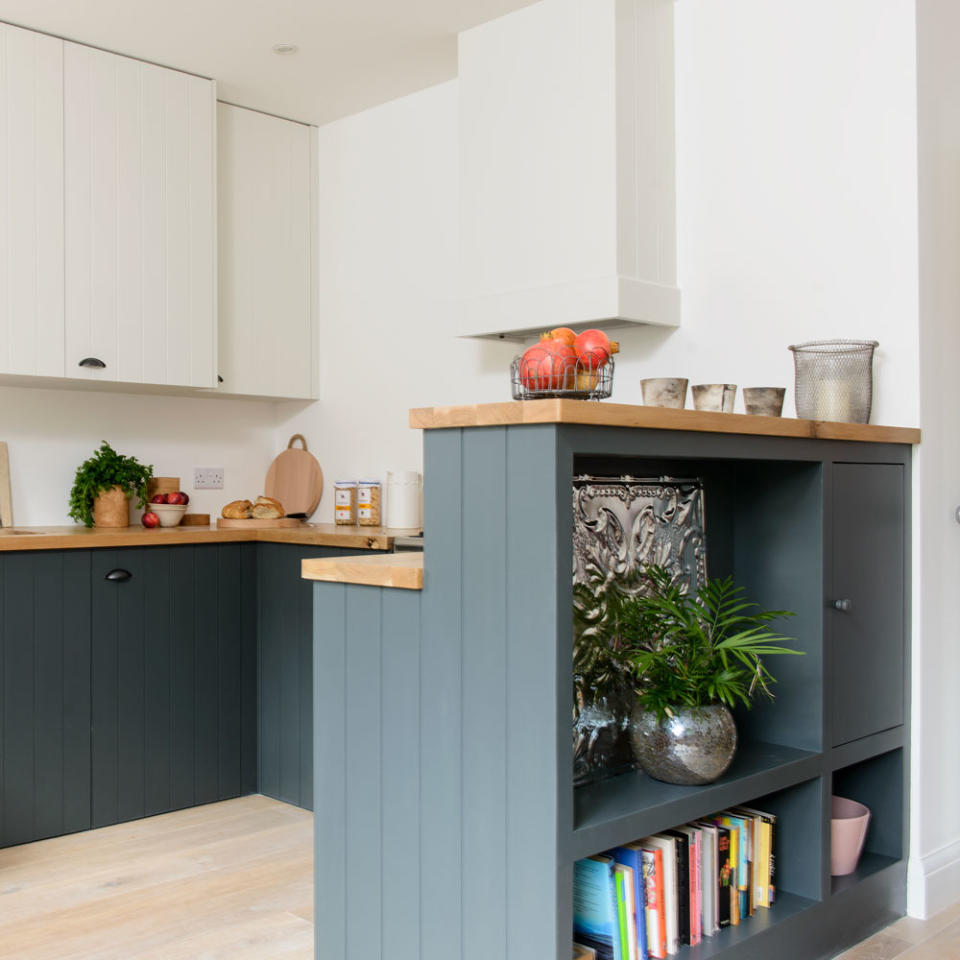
[68,442,153,528]
[617,566,802,785]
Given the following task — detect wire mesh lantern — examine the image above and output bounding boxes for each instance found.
[789,339,878,424]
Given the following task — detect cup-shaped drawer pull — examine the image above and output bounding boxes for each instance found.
[78,357,106,369]
[104,568,132,582]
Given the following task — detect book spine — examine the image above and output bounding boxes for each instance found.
[717,827,732,929]
[615,869,629,960]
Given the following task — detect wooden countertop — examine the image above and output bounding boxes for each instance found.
[301,552,423,591]
[409,399,921,445]
[0,523,421,552]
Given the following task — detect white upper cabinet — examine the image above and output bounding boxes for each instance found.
[217,103,317,400]
[458,0,680,339]
[64,43,216,387]
[0,25,64,377]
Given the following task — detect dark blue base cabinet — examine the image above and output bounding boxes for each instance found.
[313,423,913,960]
[0,540,351,849]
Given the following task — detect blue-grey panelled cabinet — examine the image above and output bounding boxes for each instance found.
[90,544,258,829]
[0,550,92,848]
[311,419,914,960]
[0,538,377,850]
[258,543,360,810]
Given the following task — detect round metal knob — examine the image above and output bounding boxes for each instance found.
[833,598,851,612]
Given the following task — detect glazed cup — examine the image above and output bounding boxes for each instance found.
[743,387,786,417]
[691,383,737,413]
[641,378,688,409]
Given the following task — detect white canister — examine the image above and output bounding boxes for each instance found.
[386,471,422,529]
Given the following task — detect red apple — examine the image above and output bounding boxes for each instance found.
[166,491,188,505]
[141,511,160,528]
[150,494,166,504]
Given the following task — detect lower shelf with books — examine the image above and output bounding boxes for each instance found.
[573,777,822,960]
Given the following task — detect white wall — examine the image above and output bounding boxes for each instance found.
[0,385,277,525]
[613,0,919,426]
[274,81,515,523]
[908,0,960,920]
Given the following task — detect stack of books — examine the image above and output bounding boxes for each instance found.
[573,806,776,959]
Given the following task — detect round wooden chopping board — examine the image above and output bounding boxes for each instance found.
[264,434,324,518]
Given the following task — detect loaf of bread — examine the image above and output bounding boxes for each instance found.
[251,495,284,519]
[221,499,253,519]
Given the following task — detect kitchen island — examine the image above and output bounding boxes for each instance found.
[307,400,917,960]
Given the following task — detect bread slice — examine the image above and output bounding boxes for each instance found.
[251,495,284,519]
[221,499,253,520]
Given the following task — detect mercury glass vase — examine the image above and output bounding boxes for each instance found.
[629,702,738,785]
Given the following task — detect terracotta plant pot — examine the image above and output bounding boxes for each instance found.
[93,486,130,527]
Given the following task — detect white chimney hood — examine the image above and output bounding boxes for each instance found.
[459,0,679,341]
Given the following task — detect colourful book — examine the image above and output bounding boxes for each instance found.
[694,822,718,936]
[676,825,702,945]
[716,825,732,929]
[615,867,630,960]
[612,844,650,959]
[645,835,678,955]
[719,815,744,924]
[721,813,750,921]
[641,848,667,960]
[734,805,777,908]
[574,855,623,960]
[663,830,690,947]
[622,863,640,960]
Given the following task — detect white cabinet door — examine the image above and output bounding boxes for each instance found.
[218,104,316,399]
[0,25,64,377]
[64,43,216,387]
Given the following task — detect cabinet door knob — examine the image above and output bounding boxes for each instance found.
[833,598,851,612]
[78,357,106,369]
[104,568,132,582]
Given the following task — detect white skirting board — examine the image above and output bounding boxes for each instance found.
[907,841,960,918]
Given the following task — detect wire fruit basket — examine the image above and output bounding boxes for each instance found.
[511,355,615,401]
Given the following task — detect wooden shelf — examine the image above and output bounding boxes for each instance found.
[570,742,821,862]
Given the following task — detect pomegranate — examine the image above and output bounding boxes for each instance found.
[574,329,616,370]
[519,340,577,391]
[141,511,160,528]
[540,327,577,348]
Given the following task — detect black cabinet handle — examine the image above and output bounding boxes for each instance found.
[104,568,132,582]
[79,357,106,369]
[833,598,851,612]
[217,375,223,383]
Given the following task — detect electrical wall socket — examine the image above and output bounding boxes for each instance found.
[193,467,224,490]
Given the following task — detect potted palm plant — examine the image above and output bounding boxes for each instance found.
[615,566,802,785]
[68,441,153,528]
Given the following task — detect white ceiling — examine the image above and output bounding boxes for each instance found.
[0,0,537,125]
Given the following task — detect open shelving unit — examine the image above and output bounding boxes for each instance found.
[311,408,913,960]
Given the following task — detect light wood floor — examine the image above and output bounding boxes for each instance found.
[837,901,960,959]
[0,795,313,960]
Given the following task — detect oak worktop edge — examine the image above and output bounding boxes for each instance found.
[0,523,421,552]
[408,399,921,444]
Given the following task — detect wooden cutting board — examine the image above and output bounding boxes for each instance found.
[264,434,324,518]
[216,517,304,529]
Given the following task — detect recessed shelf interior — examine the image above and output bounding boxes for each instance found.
[575,776,824,957]
[573,454,825,758]
[831,748,904,895]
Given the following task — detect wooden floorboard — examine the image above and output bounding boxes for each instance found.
[0,796,313,960]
